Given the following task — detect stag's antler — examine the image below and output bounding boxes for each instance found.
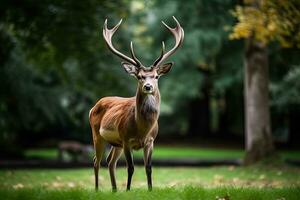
[153,16,184,67]
[103,19,142,67]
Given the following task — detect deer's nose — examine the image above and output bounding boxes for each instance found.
[143,84,153,92]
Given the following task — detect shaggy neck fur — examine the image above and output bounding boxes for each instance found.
[135,87,160,128]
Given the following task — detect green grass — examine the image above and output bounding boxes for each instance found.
[1,187,300,200]
[1,166,299,189]
[24,146,300,160]
[0,165,300,199]
[25,149,58,159]
[136,146,245,160]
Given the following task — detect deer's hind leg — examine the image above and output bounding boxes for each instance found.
[107,146,123,192]
[92,125,105,191]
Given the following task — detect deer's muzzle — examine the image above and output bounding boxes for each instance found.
[143,83,153,94]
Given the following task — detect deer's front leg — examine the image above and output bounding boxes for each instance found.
[124,146,134,191]
[144,137,154,191]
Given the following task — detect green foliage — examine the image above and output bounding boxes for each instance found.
[229,0,300,111]
[151,0,239,102]
[143,0,244,134]
[271,66,300,107]
[0,0,131,151]
[230,0,300,139]
[0,29,67,156]
[0,0,245,150]
[1,0,300,153]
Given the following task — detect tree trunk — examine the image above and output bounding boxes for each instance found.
[244,37,275,164]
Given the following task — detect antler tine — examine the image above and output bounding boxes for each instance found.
[153,41,165,66]
[103,19,138,66]
[153,16,184,67]
[130,41,142,67]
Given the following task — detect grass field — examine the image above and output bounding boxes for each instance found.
[24,146,300,160]
[1,164,300,199]
[15,147,300,199]
[1,187,300,200]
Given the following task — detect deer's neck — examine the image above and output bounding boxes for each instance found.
[135,88,160,131]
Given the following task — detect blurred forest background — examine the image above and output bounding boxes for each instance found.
[1,0,300,162]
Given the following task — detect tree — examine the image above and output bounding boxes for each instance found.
[230,0,300,164]
[0,0,130,156]
[149,0,242,136]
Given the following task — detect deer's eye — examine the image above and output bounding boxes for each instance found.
[155,76,159,79]
[141,75,146,79]
[137,75,141,80]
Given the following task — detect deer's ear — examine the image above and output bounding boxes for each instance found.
[157,62,174,76]
[122,62,138,76]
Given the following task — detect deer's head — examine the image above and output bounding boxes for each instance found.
[103,16,184,95]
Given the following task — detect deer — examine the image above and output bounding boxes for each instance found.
[89,16,184,192]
